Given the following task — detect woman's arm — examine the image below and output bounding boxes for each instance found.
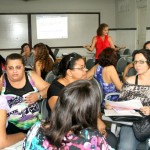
[122,63,134,83]
[48,96,58,111]
[108,36,115,49]
[35,61,42,77]
[0,110,25,149]
[24,71,50,105]
[86,65,97,80]
[109,66,123,90]
[84,36,97,51]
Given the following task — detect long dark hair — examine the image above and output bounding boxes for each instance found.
[42,80,100,148]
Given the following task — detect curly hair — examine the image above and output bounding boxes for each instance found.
[97,23,109,36]
[98,47,117,67]
[34,43,53,72]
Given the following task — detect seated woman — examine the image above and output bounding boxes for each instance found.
[47,52,117,149]
[123,41,150,82]
[23,80,114,150]
[0,95,25,149]
[115,49,150,150]
[87,47,122,107]
[21,43,34,67]
[0,53,50,149]
[33,43,54,80]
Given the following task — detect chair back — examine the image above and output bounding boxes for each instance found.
[90,77,104,105]
[123,49,130,55]
[116,57,128,74]
[86,58,95,70]
[41,99,49,120]
[45,71,57,84]
[127,67,137,77]
[53,48,59,57]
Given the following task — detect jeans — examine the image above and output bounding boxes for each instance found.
[118,125,140,150]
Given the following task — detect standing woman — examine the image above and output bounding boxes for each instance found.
[84,23,115,64]
[33,43,54,80]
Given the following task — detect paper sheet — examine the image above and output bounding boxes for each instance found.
[105,99,143,110]
[104,109,142,117]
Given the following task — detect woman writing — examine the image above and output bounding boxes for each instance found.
[84,23,115,64]
[0,53,49,149]
[23,80,114,150]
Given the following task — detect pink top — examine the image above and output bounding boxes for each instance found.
[95,35,110,59]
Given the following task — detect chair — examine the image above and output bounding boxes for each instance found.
[53,48,59,57]
[86,58,95,70]
[123,48,130,55]
[41,98,49,120]
[45,70,57,84]
[116,57,128,81]
[90,77,104,104]
[127,67,137,77]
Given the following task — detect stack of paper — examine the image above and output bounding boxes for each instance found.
[104,99,143,117]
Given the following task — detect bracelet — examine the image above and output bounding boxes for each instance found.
[37,92,43,100]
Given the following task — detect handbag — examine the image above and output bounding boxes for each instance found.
[110,116,141,122]
[133,116,150,141]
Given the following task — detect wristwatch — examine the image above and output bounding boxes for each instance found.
[38,92,43,100]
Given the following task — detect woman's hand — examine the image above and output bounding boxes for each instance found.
[97,118,107,137]
[24,92,39,105]
[83,45,91,50]
[105,103,113,109]
[140,106,150,116]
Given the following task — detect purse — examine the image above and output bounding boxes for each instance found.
[133,116,150,141]
[110,116,141,122]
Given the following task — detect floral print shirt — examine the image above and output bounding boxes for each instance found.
[23,122,114,150]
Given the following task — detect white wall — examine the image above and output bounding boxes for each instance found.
[115,0,150,54]
[0,0,116,58]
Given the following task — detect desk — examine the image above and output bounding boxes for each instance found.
[55,57,86,63]
[102,115,133,136]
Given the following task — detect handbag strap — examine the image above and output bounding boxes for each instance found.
[135,75,138,85]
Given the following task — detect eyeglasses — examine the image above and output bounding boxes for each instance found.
[72,66,88,71]
[132,60,147,65]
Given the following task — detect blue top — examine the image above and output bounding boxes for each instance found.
[94,65,119,103]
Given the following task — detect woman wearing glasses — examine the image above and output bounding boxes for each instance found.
[47,53,87,113]
[117,49,150,150]
[122,41,150,82]
[46,52,117,149]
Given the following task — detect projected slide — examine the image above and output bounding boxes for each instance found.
[36,15,68,39]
